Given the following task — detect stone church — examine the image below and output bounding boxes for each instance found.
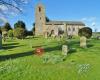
[35,2,85,37]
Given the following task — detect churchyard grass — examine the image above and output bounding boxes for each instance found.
[0,37,100,80]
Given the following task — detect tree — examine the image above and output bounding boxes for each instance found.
[14,21,27,39]
[0,31,2,48]
[1,22,12,41]
[14,21,26,29]
[27,31,33,36]
[2,22,12,31]
[0,27,2,34]
[46,17,50,22]
[0,0,30,26]
[13,28,26,39]
[78,27,92,48]
[32,23,35,36]
[8,30,13,39]
[0,0,29,15]
[78,27,92,38]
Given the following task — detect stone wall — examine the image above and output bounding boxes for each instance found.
[45,24,84,36]
[67,24,84,36]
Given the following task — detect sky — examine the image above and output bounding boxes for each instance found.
[1,0,100,32]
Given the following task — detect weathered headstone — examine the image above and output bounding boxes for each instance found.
[2,31,7,42]
[44,32,48,39]
[97,36,100,40]
[62,45,69,56]
[80,36,87,48]
[0,34,2,49]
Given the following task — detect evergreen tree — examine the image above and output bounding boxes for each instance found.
[14,21,26,29]
[78,27,92,38]
[2,22,12,31]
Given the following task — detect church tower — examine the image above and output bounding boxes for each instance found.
[35,2,46,36]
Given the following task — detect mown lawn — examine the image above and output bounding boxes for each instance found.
[0,37,100,80]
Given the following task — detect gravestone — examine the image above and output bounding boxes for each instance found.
[2,31,7,42]
[97,36,100,40]
[62,45,69,56]
[80,36,87,48]
[0,34,2,49]
[44,32,48,39]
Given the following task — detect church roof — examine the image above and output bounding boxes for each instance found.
[46,21,85,26]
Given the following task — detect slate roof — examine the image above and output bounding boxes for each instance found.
[46,21,85,26]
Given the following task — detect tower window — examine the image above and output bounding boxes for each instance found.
[39,7,41,12]
[40,17,41,20]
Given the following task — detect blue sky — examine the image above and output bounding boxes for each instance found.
[6,0,100,31]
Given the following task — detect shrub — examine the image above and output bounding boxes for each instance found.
[42,53,66,64]
[26,31,33,36]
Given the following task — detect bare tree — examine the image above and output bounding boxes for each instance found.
[0,0,30,25]
[0,0,29,13]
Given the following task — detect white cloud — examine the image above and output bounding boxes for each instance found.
[0,5,8,11]
[81,17,87,21]
[91,22,96,26]
[0,17,8,24]
[88,17,96,22]
[81,17,96,22]
[21,0,30,4]
[81,17,99,31]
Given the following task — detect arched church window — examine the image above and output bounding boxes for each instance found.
[73,27,75,31]
[51,30,54,34]
[68,27,71,31]
[39,7,41,12]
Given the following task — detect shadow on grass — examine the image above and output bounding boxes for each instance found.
[32,45,47,48]
[68,48,77,54]
[3,42,19,46]
[2,46,19,49]
[87,44,94,48]
[43,40,78,53]
[67,40,80,47]
[0,51,33,62]
[44,41,67,52]
[67,39,94,48]
[2,42,25,50]
[44,45,61,52]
